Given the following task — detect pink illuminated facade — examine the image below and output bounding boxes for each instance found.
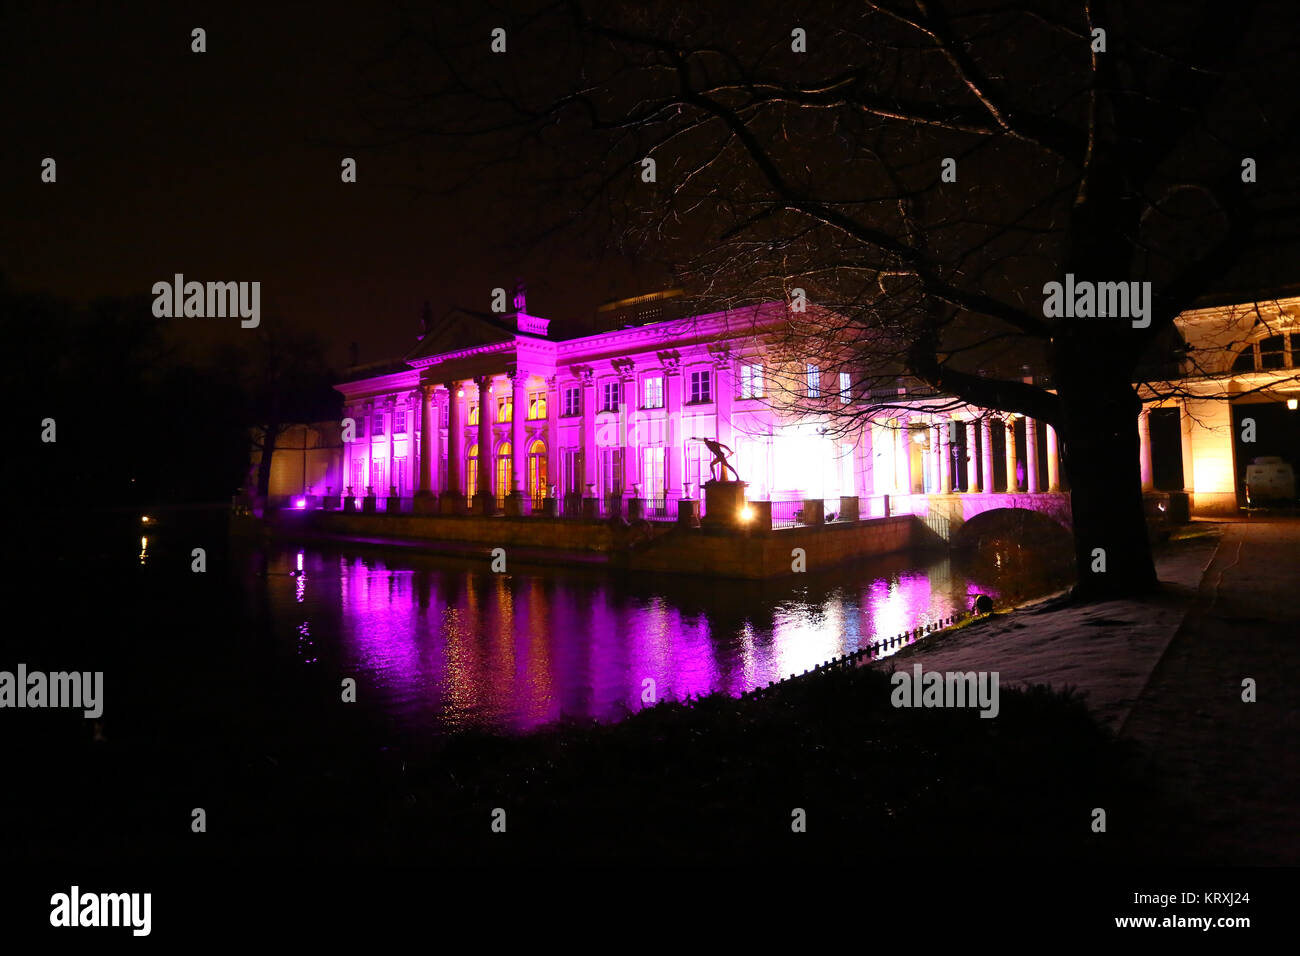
[335,295,873,510]
[324,289,1299,518]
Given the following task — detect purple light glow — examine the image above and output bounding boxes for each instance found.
[264,547,1009,734]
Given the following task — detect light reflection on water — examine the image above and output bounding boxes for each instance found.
[258,546,1057,735]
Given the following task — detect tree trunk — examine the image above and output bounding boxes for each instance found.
[256,424,280,499]
[1057,382,1158,600]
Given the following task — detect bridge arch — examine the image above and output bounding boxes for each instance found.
[950,506,1072,550]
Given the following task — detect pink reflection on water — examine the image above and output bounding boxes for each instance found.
[272,548,1010,734]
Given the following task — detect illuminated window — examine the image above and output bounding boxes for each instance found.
[496,442,512,495]
[689,370,712,404]
[562,386,581,417]
[642,446,665,502]
[601,382,621,412]
[599,448,624,494]
[528,391,547,419]
[643,375,664,409]
[739,363,764,399]
[839,371,852,403]
[497,395,513,423]
[806,364,821,398]
[468,403,479,426]
[392,409,406,435]
[372,412,385,435]
[527,440,547,500]
[1233,333,1295,373]
[1260,334,1286,370]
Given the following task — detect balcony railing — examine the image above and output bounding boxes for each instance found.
[264,490,922,528]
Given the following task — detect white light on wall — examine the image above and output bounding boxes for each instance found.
[1288,399,1298,411]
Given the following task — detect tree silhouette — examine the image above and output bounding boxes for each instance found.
[364,0,1300,598]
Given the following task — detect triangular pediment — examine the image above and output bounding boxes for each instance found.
[405,308,517,363]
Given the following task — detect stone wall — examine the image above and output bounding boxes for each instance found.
[285,509,624,553]
[621,516,919,579]
[273,512,935,579]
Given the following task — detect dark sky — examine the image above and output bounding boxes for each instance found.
[1,2,645,368]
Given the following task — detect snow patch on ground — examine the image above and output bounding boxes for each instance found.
[875,535,1221,731]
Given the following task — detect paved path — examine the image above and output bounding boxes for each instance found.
[879,532,1217,732]
[878,519,1298,863]
[1118,519,1300,864]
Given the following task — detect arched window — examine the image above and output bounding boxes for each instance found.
[1231,332,1293,373]
[528,440,547,502]
[467,444,479,500]
[495,442,512,499]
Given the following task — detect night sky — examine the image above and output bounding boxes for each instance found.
[1,2,650,368]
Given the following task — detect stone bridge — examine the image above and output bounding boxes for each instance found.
[901,492,1074,547]
[899,490,1171,546]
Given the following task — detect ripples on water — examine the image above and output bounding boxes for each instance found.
[254,542,1070,735]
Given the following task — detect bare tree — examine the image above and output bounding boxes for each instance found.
[217,323,339,503]
[363,0,1300,599]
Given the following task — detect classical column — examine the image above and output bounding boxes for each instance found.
[432,388,446,493]
[386,400,395,495]
[1025,417,1040,493]
[366,402,375,494]
[579,368,597,491]
[343,406,355,494]
[510,370,526,494]
[895,419,913,494]
[445,381,465,504]
[965,420,979,492]
[939,422,952,493]
[1178,401,1194,492]
[619,371,637,495]
[664,362,683,497]
[476,375,493,508]
[714,358,734,448]
[980,417,994,493]
[1046,424,1061,492]
[1138,408,1155,492]
[928,424,940,493]
[545,375,559,497]
[1005,417,1018,492]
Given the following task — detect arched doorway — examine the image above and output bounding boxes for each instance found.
[528,439,547,504]
[495,441,512,506]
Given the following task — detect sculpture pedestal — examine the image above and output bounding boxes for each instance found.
[702,480,748,529]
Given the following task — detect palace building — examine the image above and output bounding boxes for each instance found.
[250,287,1300,519]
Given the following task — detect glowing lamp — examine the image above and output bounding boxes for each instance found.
[740,505,753,522]
[912,432,925,444]
[457,388,464,397]
[141,515,151,524]
[1288,399,1298,411]
[294,498,307,509]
